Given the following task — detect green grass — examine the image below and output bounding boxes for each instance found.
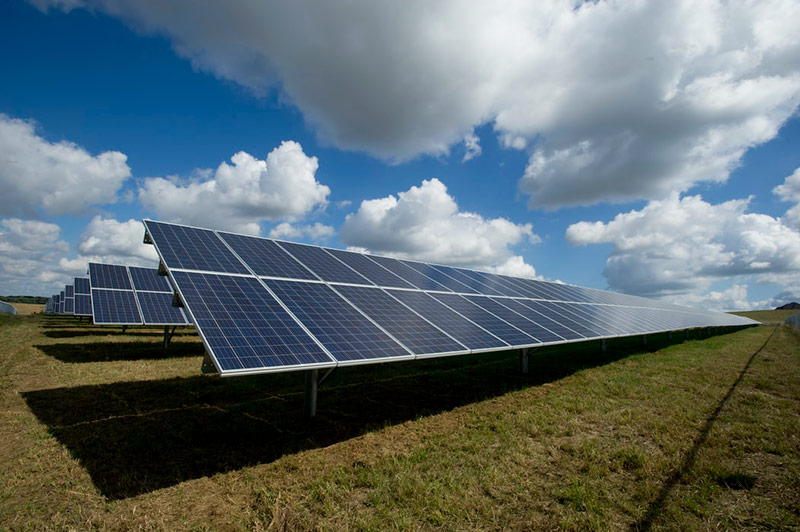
[0,314,798,529]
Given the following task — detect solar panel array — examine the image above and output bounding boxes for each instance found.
[88,263,191,326]
[144,219,758,377]
[73,277,92,316]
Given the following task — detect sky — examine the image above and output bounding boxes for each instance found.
[1,0,799,311]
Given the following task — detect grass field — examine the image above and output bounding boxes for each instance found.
[1,312,798,529]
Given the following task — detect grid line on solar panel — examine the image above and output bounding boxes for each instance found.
[74,277,90,295]
[265,280,412,363]
[333,285,466,355]
[129,266,173,292]
[386,289,508,351]
[399,260,479,294]
[218,232,319,280]
[275,240,373,285]
[363,254,453,292]
[552,302,629,335]
[91,289,142,324]
[483,298,570,343]
[144,220,250,274]
[462,296,558,343]
[170,271,334,373]
[64,298,74,314]
[459,270,531,297]
[324,248,416,289]
[135,291,189,325]
[89,263,133,290]
[65,285,74,297]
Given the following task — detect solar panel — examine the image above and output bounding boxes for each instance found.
[144,220,250,274]
[65,285,74,298]
[171,271,334,373]
[387,289,507,351]
[89,263,132,290]
[325,248,416,289]
[333,285,466,356]
[264,280,412,363]
[74,294,92,316]
[276,241,373,285]
[143,219,759,381]
[430,293,540,346]
[64,297,74,314]
[218,232,318,280]
[91,289,142,325]
[134,291,188,325]
[129,266,173,292]
[364,254,453,292]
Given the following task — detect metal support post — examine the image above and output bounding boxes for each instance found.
[685,329,690,340]
[122,325,127,334]
[642,334,647,347]
[519,348,529,374]
[601,338,607,353]
[668,331,673,341]
[304,369,319,418]
[163,325,177,349]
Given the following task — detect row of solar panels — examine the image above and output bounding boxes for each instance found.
[143,219,758,376]
[44,265,191,326]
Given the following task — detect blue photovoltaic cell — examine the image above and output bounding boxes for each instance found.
[430,293,540,346]
[364,255,452,292]
[463,296,558,343]
[485,298,569,343]
[74,294,92,316]
[334,285,466,355]
[144,220,249,274]
[89,263,132,290]
[171,271,333,372]
[458,270,529,297]
[91,289,142,324]
[65,285,74,298]
[400,261,479,294]
[265,280,411,362]
[325,248,416,289]
[511,299,600,339]
[387,289,507,350]
[74,278,90,295]
[219,232,318,280]
[553,303,627,335]
[129,266,173,292]
[64,298,74,314]
[135,291,188,325]
[277,241,372,285]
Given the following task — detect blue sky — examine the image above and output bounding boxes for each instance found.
[1,0,799,310]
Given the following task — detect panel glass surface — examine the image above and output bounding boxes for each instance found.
[136,291,188,325]
[64,298,74,314]
[65,285,74,298]
[277,241,372,285]
[74,294,92,316]
[460,270,530,297]
[265,280,411,362]
[485,298,568,343]
[91,289,142,324]
[325,248,415,289]
[219,232,317,280]
[364,255,452,292]
[334,285,466,355]
[171,271,333,372]
[89,263,132,290]
[129,266,173,292]
[553,303,627,335]
[387,289,506,350]
[429,266,505,296]
[144,220,249,274]
[74,277,90,295]
[430,293,541,346]
[462,296,556,343]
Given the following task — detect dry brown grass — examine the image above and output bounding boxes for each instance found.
[0,314,797,530]
[8,302,43,315]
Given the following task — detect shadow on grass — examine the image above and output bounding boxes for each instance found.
[34,340,204,362]
[21,334,692,500]
[42,328,195,339]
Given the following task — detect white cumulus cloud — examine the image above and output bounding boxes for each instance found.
[340,178,538,273]
[774,167,800,229]
[269,222,335,242]
[0,218,69,295]
[566,194,800,304]
[77,215,158,263]
[33,0,800,207]
[138,141,330,234]
[0,114,131,216]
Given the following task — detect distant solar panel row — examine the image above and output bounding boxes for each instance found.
[88,263,190,326]
[143,220,758,377]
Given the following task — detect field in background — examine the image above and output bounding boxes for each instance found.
[0,312,797,529]
[8,303,44,315]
